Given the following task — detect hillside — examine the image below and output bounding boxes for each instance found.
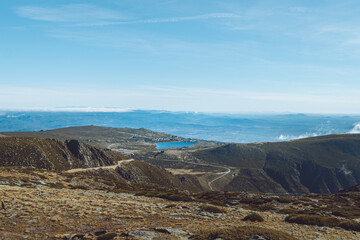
[2,166,360,239]
[192,134,360,194]
[0,136,206,193]
[4,127,360,195]
[2,130,360,238]
[0,137,120,170]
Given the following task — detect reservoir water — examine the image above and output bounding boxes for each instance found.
[156,142,197,149]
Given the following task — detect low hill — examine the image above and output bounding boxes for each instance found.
[0,137,122,170]
[192,134,360,194]
[0,136,206,192]
[2,125,219,152]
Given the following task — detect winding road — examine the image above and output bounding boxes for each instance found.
[154,158,231,191]
[207,168,231,191]
[75,143,232,191]
[65,159,134,173]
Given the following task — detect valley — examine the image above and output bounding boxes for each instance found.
[2,126,360,239]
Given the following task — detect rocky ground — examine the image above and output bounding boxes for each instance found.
[1,168,360,239]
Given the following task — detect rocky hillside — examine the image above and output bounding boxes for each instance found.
[192,134,360,194]
[0,136,206,193]
[0,137,123,170]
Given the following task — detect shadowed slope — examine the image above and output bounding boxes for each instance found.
[193,134,360,193]
[0,137,125,170]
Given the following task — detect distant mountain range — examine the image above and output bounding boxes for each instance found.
[1,110,360,142]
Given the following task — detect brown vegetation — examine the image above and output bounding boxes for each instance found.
[285,214,360,232]
[191,226,296,240]
[199,204,226,213]
[242,213,264,222]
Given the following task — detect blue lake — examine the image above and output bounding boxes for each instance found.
[156,142,197,149]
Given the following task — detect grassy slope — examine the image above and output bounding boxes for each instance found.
[193,134,360,193]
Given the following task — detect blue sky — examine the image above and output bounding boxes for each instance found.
[1,0,360,113]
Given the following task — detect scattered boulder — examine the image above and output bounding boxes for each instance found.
[150,227,190,238]
[127,229,160,240]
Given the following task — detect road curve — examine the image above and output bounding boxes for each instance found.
[156,158,231,191]
[65,159,134,173]
[208,168,231,191]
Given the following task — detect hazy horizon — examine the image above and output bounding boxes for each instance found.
[2,107,360,115]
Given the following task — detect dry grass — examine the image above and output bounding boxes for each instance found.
[199,204,226,213]
[285,213,360,232]
[285,214,341,227]
[191,226,296,240]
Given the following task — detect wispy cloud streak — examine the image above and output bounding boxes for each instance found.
[16,5,240,26]
[16,4,125,23]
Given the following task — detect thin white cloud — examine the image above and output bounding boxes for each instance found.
[0,107,134,113]
[16,4,125,23]
[131,13,241,24]
[77,13,242,26]
[16,5,240,26]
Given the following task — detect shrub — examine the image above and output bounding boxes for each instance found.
[70,185,89,190]
[96,232,117,240]
[285,214,360,232]
[242,213,264,222]
[239,197,271,205]
[276,196,293,203]
[199,204,226,213]
[329,206,360,219]
[285,214,340,227]
[190,226,296,240]
[339,220,360,231]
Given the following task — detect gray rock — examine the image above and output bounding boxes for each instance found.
[150,227,189,238]
[249,235,267,240]
[6,212,17,218]
[127,229,159,240]
[1,201,6,210]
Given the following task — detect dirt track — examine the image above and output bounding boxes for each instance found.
[65,159,134,173]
